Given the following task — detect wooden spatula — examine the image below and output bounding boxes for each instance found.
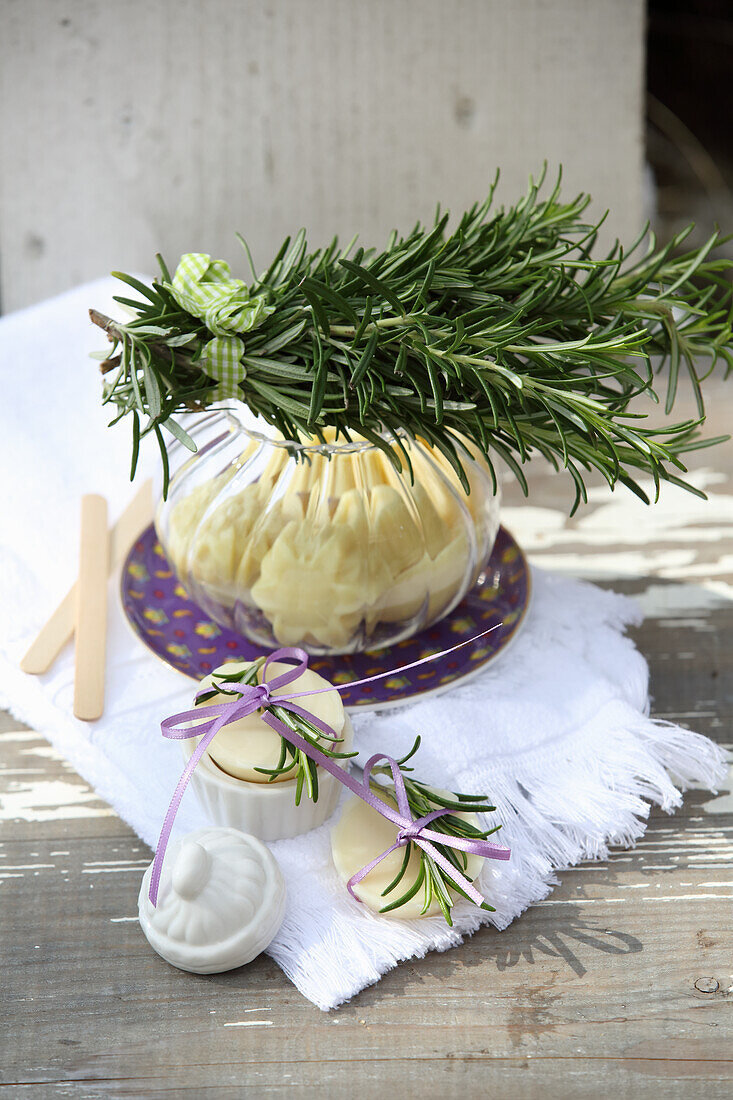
[73,495,110,721]
[21,480,153,676]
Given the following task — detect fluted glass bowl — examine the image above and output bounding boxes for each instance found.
[155,411,501,655]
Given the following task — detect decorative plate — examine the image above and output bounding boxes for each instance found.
[120,525,530,710]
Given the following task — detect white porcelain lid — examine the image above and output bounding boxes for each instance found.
[138,826,286,974]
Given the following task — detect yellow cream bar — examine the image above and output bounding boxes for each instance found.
[201,660,345,783]
[330,791,483,919]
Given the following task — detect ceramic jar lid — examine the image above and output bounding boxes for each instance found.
[138,826,286,974]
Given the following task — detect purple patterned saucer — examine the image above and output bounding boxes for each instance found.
[120,525,530,710]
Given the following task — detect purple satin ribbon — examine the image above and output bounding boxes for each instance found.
[149,631,511,908]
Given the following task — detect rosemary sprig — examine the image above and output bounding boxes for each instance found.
[196,659,357,805]
[93,167,733,510]
[366,737,500,925]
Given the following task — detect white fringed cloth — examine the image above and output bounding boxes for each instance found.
[0,280,725,1009]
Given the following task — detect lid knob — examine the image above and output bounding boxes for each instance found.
[172,840,212,899]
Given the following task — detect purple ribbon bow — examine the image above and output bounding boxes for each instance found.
[149,634,511,909]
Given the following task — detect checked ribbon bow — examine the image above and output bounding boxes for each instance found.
[167,253,274,399]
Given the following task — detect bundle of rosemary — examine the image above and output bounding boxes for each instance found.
[93,170,732,510]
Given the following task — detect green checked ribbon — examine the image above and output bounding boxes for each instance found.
[167,253,274,397]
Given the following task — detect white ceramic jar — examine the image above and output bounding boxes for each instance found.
[183,714,353,841]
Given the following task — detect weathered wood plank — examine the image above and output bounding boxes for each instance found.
[2,815,732,1097]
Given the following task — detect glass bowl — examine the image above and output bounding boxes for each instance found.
[155,411,500,655]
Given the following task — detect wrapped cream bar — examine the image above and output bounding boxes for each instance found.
[156,418,500,654]
[183,659,353,841]
[330,791,484,919]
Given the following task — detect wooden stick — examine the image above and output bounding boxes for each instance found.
[74,495,109,721]
[21,480,153,676]
[20,592,76,678]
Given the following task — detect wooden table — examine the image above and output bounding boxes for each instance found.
[2,383,732,1098]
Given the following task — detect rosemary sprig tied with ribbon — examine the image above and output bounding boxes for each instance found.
[196,656,358,805]
[363,737,501,924]
[93,167,732,510]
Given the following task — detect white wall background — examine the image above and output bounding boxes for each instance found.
[0,0,645,313]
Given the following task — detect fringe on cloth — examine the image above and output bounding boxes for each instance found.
[266,707,725,1010]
